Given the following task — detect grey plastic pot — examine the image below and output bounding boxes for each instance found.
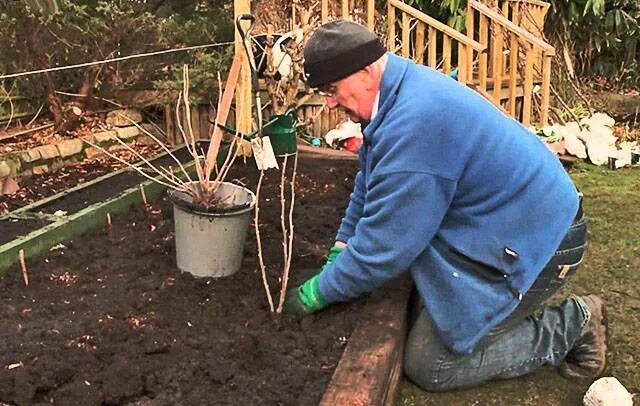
[168,182,256,278]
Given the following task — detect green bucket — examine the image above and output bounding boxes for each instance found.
[262,113,297,157]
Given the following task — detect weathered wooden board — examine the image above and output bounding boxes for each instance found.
[321,275,412,406]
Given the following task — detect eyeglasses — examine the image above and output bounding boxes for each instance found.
[317,84,337,98]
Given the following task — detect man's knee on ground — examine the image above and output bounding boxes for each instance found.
[403,337,460,392]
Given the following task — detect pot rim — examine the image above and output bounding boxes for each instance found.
[168,181,256,217]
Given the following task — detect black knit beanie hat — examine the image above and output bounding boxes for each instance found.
[304,20,386,88]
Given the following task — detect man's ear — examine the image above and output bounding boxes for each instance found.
[360,65,377,91]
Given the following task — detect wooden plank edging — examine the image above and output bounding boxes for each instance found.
[298,150,411,405]
[297,143,359,160]
[0,174,169,276]
[321,275,412,406]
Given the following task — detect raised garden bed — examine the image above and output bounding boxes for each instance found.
[0,147,199,271]
[0,144,162,213]
[0,155,412,405]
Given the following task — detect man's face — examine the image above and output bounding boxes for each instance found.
[319,70,376,123]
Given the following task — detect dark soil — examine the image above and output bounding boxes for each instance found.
[0,156,363,405]
[0,218,53,246]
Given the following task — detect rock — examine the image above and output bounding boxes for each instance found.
[56,139,83,158]
[50,160,66,171]
[94,130,118,143]
[583,377,633,406]
[106,109,143,127]
[20,148,42,163]
[0,160,10,178]
[84,147,105,159]
[80,134,95,144]
[32,165,49,175]
[1,176,20,195]
[116,126,140,140]
[34,144,59,160]
[0,158,20,177]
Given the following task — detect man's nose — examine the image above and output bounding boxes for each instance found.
[324,95,339,109]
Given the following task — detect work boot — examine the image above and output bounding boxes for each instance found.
[559,295,608,379]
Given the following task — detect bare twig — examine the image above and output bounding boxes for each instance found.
[204,56,242,184]
[110,136,186,189]
[26,104,45,126]
[18,249,28,287]
[106,213,112,238]
[140,184,148,207]
[81,137,193,196]
[2,92,15,132]
[0,123,54,142]
[279,155,289,275]
[550,84,582,126]
[175,89,204,183]
[83,65,240,209]
[277,153,298,313]
[55,90,124,108]
[263,5,316,115]
[118,116,194,185]
[254,170,275,312]
[215,136,241,188]
[181,66,204,184]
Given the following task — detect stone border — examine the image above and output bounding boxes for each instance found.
[0,122,157,183]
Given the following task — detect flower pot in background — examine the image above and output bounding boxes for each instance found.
[168,182,256,278]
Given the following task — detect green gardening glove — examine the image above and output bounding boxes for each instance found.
[283,274,329,316]
[284,246,345,316]
[322,246,344,271]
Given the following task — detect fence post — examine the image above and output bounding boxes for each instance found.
[234,0,253,156]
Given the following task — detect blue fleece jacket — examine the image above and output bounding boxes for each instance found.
[317,53,579,354]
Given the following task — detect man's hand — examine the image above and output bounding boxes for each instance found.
[284,274,329,316]
[322,245,344,271]
[284,245,345,316]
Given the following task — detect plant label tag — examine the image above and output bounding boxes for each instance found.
[260,137,279,169]
[251,137,279,170]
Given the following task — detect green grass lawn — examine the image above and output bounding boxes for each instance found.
[398,162,640,405]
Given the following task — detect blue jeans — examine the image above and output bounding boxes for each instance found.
[404,214,590,391]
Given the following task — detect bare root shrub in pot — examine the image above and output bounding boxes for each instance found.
[168,181,255,277]
[83,61,255,278]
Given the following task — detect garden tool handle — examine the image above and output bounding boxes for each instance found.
[235,14,257,75]
[235,14,255,43]
[284,108,299,124]
[235,14,264,135]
